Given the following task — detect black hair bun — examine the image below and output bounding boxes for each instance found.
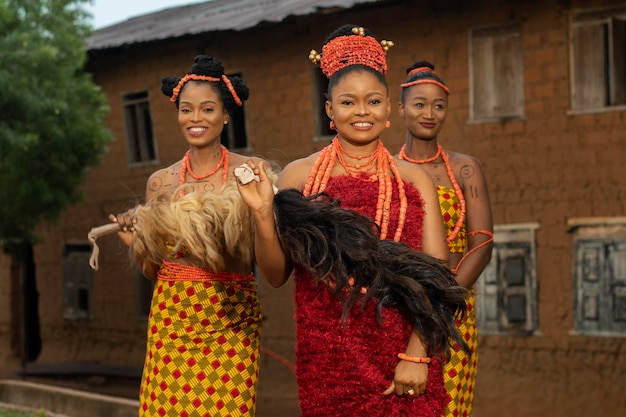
[191,55,225,78]
[406,60,435,74]
[228,76,250,102]
[325,24,374,44]
[161,76,179,97]
[160,54,250,112]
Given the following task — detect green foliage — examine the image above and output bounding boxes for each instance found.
[0,405,48,416]
[0,0,112,252]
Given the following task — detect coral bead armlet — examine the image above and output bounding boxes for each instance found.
[452,229,494,274]
[397,353,431,364]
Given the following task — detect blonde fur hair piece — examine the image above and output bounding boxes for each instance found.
[131,181,254,274]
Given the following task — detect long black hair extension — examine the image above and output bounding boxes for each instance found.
[273,188,470,360]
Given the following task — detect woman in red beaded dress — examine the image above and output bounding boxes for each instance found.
[397,60,494,417]
[238,25,467,417]
[110,55,271,417]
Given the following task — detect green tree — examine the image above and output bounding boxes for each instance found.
[0,0,111,252]
[0,0,111,361]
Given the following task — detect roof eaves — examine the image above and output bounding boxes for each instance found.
[86,0,385,51]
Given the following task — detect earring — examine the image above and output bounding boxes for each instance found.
[330,120,336,130]
[224,121,228,125]
[385,120,391,128]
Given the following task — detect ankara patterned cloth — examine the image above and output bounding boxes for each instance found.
[294,174,449,417]
[443,296,477,417]
[139,260,262,417]
[437,185,467,254]
[438,185,477,417]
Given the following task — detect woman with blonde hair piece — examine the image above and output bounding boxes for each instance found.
[110,54,274,417]
[398,60,494,417]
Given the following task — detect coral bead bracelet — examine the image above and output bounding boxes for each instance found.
[397,352,432,364]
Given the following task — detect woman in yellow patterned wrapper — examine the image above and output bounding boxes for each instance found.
[397,60,494,417]
[110,55,274,417]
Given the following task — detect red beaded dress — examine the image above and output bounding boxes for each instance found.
[294,174,449,417]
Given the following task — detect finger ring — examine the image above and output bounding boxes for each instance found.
[406,389,415,396]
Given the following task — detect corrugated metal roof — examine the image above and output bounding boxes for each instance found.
[86,0,385,51]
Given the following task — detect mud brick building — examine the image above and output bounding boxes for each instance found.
[2,1,625,416]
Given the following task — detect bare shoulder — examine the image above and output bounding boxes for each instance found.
[277,153,320,191]
[393,156,432,187]
[146,161,181,197]
[446,150,486,180]
[446,149,482,166]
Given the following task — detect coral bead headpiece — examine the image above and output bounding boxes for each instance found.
[401,67,450,94]
[169,74,243,105]
[309,26,394,78]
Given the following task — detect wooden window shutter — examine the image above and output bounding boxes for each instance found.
[571,23,607,110]
[491,31,524,118]
[608,242,626,331]
[609,18,626,105]
[575,242,602,331]
[471,26,524,120]
[498,246,533,333]
[575,240,626,333]
[477,247,500,333]
[471,34,496,120]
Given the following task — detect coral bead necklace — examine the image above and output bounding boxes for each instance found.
[399,143,441,164]
[304,136,407,241]
[335,139,382,175]
[179,145,229,186]
[399,143,466,243]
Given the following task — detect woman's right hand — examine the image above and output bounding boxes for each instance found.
[237,160,294,288]
[108,209,135,247]
[236,160,276,215]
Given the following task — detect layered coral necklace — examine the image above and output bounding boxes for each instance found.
[179,145,229,186]
[399,143,466,243]
[304,136,407,241]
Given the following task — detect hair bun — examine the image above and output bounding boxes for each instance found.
[406,60,435,75]
[191,55,225,78]
[227,76,250,102]
[161,76,179,98]
[400,60,449,94]
[324,24,374,43]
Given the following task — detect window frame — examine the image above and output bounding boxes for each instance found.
[569,6,626,114]
[568,217,626,337]
[468,23,525,123]
[122,90,158,167]
[63,242,94,320]
[475,223,539,335]
[312,67,334,141]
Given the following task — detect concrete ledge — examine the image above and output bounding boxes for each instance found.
[20,362,142,379]
[0,379,139,417]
